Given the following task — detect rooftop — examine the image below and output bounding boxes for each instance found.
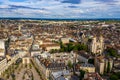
[81,63,95,67]
[0,56,5,61]
[52,70,70,79]
[37,56,66,69]
[78,50,91,59]
[84,73,104,80]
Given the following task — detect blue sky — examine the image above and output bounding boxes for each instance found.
[0,0,120,18]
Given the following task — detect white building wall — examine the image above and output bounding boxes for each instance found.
[0,53,20,76]
[99,62,105,74]
[90,36,104,54]
[31,51,41,57]
[0,58,7,75]
[0,40,5,49]
[0,40,5,56]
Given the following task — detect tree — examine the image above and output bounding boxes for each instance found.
[23,75,25,80]
[59,42,88,52]
[110,74,118,80]
[80,70,85,80]
[73,45,78,51]
[11,73,15,80]
[60,41,64,49]
[59,41,66,52]
[80,44,88,51]
[107,48,117,57]
[29,64,32,69]
[50,49,55,53]
[6,74,9,79]
[88,59,94,65]
[75,44,88,51]
[67,60,73,69]
[115,72,120,79]
[66,43,74,52]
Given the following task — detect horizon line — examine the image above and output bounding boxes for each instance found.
[0,17,120,21]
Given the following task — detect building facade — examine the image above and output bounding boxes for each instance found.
[80,63,95,73]
[0,40,5,56]
[88,36,104,54]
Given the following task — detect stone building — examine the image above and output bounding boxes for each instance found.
[22,57,30,64]
[60,38,70,44]
[95,56,113,74]
[80,63,95,73]
[88,36,104,54]
[0,40,5,56]
[34,56,66,79]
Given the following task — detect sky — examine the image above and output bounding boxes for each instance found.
[0,0,120,18]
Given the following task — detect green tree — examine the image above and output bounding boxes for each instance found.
[110,74,118,80]
[80,70,85,80]
[66,43,74,52]
[67,60,73,69]
[50,49,55,53]
[75,44,88,51]
[115,72,120,79]
[60,41,64,48]
[29,64,32,69]
[59,42,88,52]
[88,59,94,65]
[107,48,117,57]
[59,41,66,52]
[23,75,25,80]
[6,74,9,79]
[80,44,88,51]
[73,45,78,51]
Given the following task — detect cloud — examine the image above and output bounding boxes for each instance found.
[9,5,46,10]
[72,9,84,14]
[61,0,81,4]
[12,8,50,15]
[68,5,78,8]
[94,0,116,2]
[0,0,119,18]
[9,0,26,2]
[0,5,10,8]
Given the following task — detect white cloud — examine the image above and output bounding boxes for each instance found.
[0,0,119,18]
[72,9,84,14]
[0,5,10,8]
[13,8,51,15]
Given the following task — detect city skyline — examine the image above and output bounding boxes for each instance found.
[0,0,120,18]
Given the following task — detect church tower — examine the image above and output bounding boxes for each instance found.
[90,35,104,54]
[18,24,22,33]
[99,35,104,54]
[91,36,97,54]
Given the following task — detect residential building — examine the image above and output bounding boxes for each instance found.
[50,70,71,80]
[0,40,5,56]
[80,63,95,73]
[41,44,60,51]
[22,56,30,64]
[34,56,66,79]
[60,38,70,44]
[0,57,7,75]
[95,56,113,74]
[83,73,104,80]
[77,50,92,63]
[51,52,76,64]
[31,44,41,57]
